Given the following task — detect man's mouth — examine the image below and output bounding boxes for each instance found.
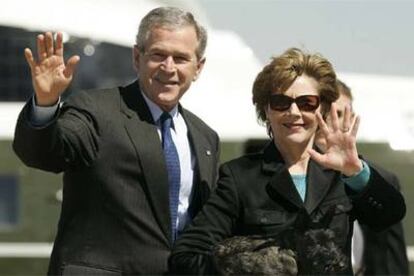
[155,77,178,86]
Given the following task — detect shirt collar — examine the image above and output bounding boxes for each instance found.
[140,90,179,124]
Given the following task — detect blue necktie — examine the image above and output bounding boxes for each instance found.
[160,112,181,242]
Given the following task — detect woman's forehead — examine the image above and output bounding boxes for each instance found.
[272,75,319,96]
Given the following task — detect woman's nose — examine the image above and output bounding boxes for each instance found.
[288,102,302,116]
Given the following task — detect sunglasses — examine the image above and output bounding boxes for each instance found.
[269,94,320,112]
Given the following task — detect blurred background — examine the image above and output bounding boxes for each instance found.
[0,0,413,274]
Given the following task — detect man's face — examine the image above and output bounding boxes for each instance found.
[133,26,205,111]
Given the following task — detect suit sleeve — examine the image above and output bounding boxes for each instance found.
[13,90,100,173]
[169,163,241,275]
[349,163,406,232]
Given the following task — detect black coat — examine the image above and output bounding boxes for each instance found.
[360,171,409,275]
[13,81,220,275]
[170,142,406,275]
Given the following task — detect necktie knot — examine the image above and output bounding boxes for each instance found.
[160,112,173,130]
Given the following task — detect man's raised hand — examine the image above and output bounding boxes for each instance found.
[24,32,80,106]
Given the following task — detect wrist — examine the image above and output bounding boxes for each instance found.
[342,160,363,177]
[35,95,60,107]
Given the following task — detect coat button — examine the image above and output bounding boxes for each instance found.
[336,204,345,212]
[260,217,268,223]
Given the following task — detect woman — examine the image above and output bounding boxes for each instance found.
[169,48,405,275]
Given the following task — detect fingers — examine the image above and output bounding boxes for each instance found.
[45,32,54,57]
[24,48,35,70]
[316,111,330,137]
[36,31,62,61]
[350,115,360,137]
[36,34,47,62]
[330,103,340,132]
[64,55,80,78]
[55,32,64,57]
[308,148,327,166]
[342,104,352,132]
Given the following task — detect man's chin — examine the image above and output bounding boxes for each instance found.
[156,97,180,111]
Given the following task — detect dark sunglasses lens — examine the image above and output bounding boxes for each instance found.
[269,95,292,111]
[296,95,320,111]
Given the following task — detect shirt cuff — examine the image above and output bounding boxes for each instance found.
[342,159,371,192]
[30,96,60,126]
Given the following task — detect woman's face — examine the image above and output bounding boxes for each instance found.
[265,75,320,147]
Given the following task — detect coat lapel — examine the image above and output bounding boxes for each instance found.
[181,108,214,191]
[304,160,338,214]
[262,142,304,209]
[119,81,172,243]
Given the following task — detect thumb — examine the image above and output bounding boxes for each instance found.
[64,55,80,78]
[308,148,327,166]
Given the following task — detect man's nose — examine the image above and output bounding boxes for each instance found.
[160,56,176,72]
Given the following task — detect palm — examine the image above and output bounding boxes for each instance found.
[32,55,70,95]
[25,32,79,106]
[309,103,362,176]
[320,127,359,171]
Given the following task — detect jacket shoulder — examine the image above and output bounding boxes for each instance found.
[181,108,215,132]
[223,152,263,171]
[64,87,120,107]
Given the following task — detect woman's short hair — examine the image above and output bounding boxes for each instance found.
[252,48,338,124]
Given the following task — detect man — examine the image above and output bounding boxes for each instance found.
[13,7,220,275]
[316,80,409,275]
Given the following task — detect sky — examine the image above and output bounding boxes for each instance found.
[197,0,414,77]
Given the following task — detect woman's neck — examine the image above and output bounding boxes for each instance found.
[274,137,315,174]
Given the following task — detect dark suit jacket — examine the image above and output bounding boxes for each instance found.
[360,171,409,275]
[13,81,220,275]
[169,142,406,275]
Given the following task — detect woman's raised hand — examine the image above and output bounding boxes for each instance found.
[309,103,362,176]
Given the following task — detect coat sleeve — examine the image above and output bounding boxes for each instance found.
[13,90,100,173]
[349,163,406,232]
[169,163,241,275]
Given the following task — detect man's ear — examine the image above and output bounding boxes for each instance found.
[193,57,206,81]
[132,45,140,72]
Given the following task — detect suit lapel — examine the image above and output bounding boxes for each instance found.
[262,142,304,209]
[181,108,213,190]
[304,159,338,214]
[119,81,172,243]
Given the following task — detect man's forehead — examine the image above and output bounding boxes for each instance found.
[144,27,198,55]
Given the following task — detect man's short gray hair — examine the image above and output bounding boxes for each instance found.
[135,7,208,60]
